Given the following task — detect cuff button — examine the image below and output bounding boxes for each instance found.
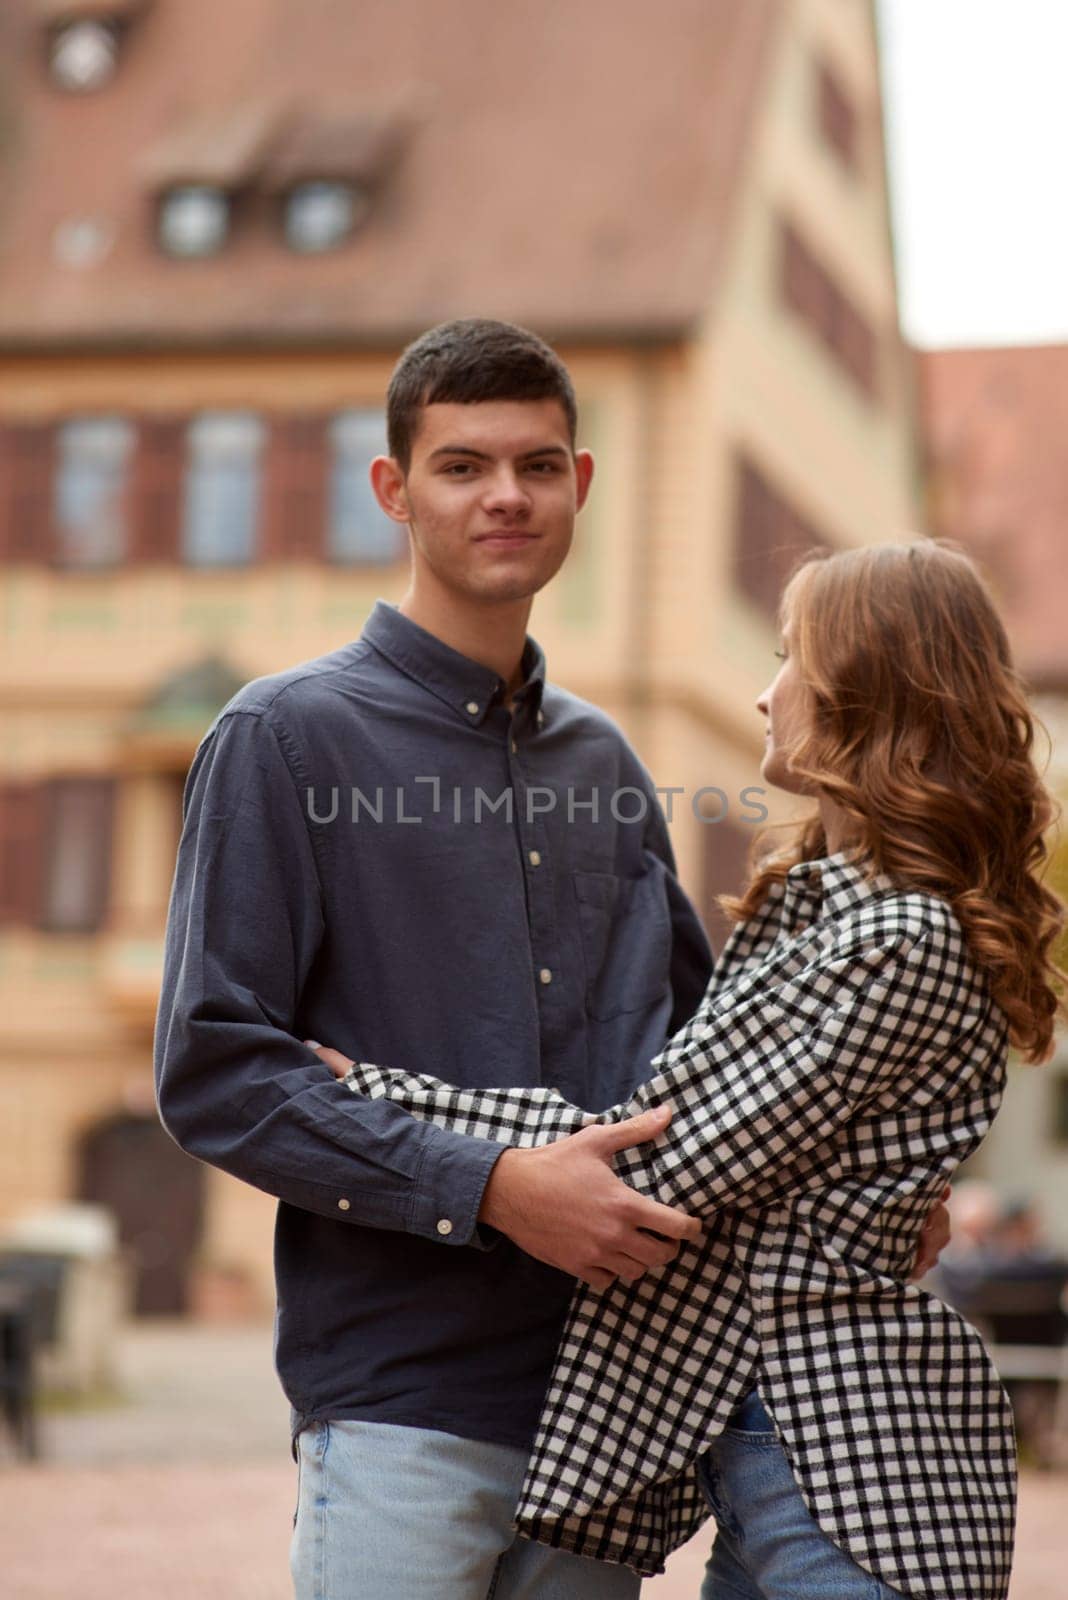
[436,1218,454,1236]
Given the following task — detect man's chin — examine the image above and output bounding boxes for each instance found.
[467,564,562,606]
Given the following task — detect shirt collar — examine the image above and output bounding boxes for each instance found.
[783,847,899,923]
[361,600,547,726]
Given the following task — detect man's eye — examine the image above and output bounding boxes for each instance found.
[443,463,475,475]
[526,461,559,474]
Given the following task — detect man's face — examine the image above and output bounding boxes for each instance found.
[373,399,593,607]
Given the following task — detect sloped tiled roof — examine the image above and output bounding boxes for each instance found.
[0,0,780,347]
[919,344,1068,689]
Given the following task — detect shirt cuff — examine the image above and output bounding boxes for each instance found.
[407,1124,511,1250]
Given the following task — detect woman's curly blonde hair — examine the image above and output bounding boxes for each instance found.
[724,539,1067,1063]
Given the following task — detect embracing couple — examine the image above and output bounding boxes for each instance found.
[155,319,1064,1600]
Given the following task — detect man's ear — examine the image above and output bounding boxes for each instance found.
[574,449,594,512]
[370,456,410,524]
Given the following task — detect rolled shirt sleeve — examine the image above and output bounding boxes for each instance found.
[153,709,507,1248]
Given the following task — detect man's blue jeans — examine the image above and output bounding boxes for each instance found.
[290,1417,640,1599]
[697,1390,906,1599]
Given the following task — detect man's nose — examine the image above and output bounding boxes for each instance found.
[482,468,531,514]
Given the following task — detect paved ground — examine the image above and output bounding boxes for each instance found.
[0,1319,1063,1599]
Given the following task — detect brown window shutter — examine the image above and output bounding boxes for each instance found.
[39,776,116,934]
[261,416,328,562]
[0,422,57,564]
[836,301,879,398]
[778,219,879,403]
[734,457,786,618]
[733,455,831,619]
[701,818,751,956]
[817,61,859,172]
[0,781,47,926]
[130,418,186,564]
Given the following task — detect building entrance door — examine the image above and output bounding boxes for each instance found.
[76,1112,205,1314]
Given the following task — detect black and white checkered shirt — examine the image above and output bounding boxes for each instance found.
[343,850,1017,1600]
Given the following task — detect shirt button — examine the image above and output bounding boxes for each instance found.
[465,701,479,716]
[510,739,518,755]
[337,1198,351,1211]
[528,850,541,867]
[539,967,552,985]
[536,711,545,728]
[436,1218,454,1236]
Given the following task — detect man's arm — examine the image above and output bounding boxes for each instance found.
[154,706,506,1250]
[312,926,964,1282]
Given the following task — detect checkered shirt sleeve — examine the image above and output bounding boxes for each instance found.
[343,914,945,1217]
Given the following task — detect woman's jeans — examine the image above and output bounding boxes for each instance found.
[697,1390,906,1600]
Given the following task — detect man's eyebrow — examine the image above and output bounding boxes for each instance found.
[428,446,491,461]
[428,444,571,462]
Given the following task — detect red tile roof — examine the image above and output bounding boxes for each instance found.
[919,345,1068,689]
[0,0,779,347]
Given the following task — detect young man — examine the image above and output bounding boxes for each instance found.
[154,320,947,1599]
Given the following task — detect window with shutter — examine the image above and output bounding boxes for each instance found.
[327,410,406,564]
[778,219,879,401]
[700,816,751,955]
[815,59,860,173]
[40,776,116,934]
[55,416,134,568]
[732,454,831,620]
[181,413,265,567]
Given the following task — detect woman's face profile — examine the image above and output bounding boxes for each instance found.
[756,625,810,795]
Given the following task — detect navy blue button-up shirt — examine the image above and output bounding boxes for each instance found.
[155,601,712,1452]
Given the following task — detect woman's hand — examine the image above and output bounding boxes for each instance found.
[305,1040,354,1079]
[910,1184,952,1280]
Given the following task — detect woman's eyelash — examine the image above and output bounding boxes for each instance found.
[773,649,786,661]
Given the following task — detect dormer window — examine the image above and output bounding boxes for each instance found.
[50,20,119,91]
[143,98,287,260]
[284,181,368,254]
[41,0,149,94]
[265,106,411,253]
[158,186,230,259]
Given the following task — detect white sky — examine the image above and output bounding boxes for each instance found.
[876,0,1068,348]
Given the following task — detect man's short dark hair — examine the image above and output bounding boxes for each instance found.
[386,318,578,471]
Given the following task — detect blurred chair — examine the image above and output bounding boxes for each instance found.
[0,1204,132,1400]
[0,1278,37,1460]
[961,1265,1068,1469]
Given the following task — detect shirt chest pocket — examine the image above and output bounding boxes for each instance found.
[572,858,673,1021]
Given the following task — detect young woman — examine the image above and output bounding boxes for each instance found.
[308,540,1065,1600]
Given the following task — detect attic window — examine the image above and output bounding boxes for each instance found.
[284,181,368,254]
[50,20,119,90]
[158,186,230,259]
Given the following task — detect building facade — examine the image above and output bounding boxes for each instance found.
[921,343,1068,1246]
[0,0,920,1311]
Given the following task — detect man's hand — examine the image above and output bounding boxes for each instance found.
[910,1184,952,1281]
[478,1106,705,1290]
[305,1039,703,1289]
